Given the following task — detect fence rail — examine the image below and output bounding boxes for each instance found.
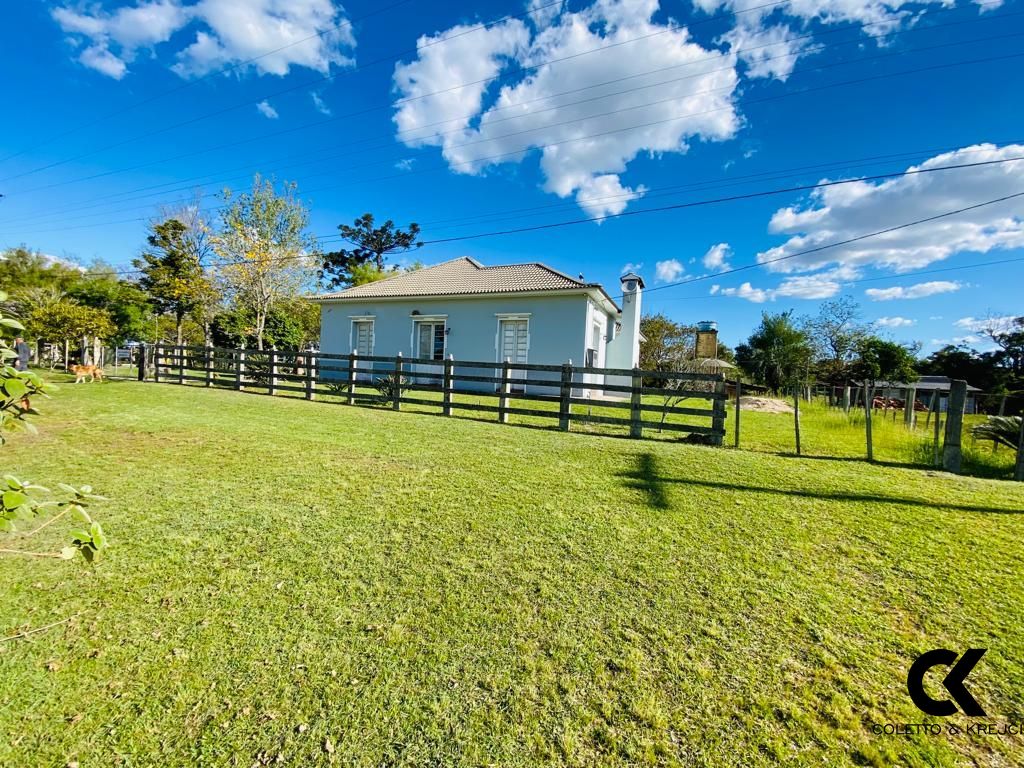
[140,343,727,443]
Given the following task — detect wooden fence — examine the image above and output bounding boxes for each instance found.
[141,343,728,443]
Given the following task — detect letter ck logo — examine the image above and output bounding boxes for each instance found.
[907,648,987,717]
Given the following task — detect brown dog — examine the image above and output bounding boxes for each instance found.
[70,364,105,383]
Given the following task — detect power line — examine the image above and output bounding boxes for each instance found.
[0,0,421,165]
[646,256,1024,301]
[5,0,1013,212]
[630,191,1024,300]
[79,160,1024,278]
[9,51,1023,237]
[7,0,759,185]
[412,157,1024,247]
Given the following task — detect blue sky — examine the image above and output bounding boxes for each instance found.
[1,0,1022,349]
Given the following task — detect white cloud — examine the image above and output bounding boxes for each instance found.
[52,0,355,79]
[757,144,1024,276]
[954,314,1017,332]
[715,281,772,303]
[713,266,855,303]
[702,242,731,270]
[694,0,980,81]
[311,91,331,115]
[865,281,962,301]
[876,316,916,328]
[79,44,129,79]
[53,0,189,78]
[394,158,415,171]
[655,259,684,283]
[621,262,643,274]
[256,100,279,119]
[392,0,740,217]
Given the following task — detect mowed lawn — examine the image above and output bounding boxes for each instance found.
[2,380,1023,767]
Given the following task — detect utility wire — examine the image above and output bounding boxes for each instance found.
[9,51,1023,237]
[629,191,1024,300]
[645,255,1024,301]
[413,157,1024,247]
[78,162,1024,277]
[2,0,750,183]
[10,15,1021,228]
[0,0,421,165]
[8,2,1010,203]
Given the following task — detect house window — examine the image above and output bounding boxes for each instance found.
[351,319,374,356]
[416,320,446,360]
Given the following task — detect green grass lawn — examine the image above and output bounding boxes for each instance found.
[2,378,1023,766]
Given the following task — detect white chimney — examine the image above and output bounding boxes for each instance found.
[608,272,644,368]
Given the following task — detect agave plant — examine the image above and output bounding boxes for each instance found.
[970,415,1023,450]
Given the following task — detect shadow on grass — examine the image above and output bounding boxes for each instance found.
[620,452,1023,515]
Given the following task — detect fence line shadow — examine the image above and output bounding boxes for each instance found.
[619,453,1023,515]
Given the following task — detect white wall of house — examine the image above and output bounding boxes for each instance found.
[319,292,617,394]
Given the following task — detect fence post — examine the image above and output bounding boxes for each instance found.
[864,382,874,461]
[792,383,801,456]
[267,348,277,396]
[153,343,162,383]
[733,379,741,448]
[137,344,148,381]
[204,344,213,387]
[235,349,245,391]
[942,380,967,473]
[904,385,916,428]
[558,361,573,432]
[306,351,316,400]
[176,345,184,385]
[347,352,357,405]
[499,358,511,424]
[1014,416,1024,481]
[629,367,642,439]
[393,353,403,411]
[711,376,727,447]
[442,354,454,416]
[932,392,942,467]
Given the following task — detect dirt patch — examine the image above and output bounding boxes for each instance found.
[739,396,794,414]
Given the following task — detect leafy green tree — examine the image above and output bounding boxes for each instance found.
[740,311,814,454]
[213,176,317,350]
[801,296,870,385]
[211,300,319,350]
[320,213,422,289]
[639,313,696,372]
[28,301,116,346]
[134,218,215,345]
[0,293,106,562]
[849,336,919,461]
[0,246,80,294]
[849,337,919,389]
[740,312,814,393]
[66,264,153,345]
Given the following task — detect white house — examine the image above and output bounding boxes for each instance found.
[313,257,644,395]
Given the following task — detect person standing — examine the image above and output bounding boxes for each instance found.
[13,336,30,371]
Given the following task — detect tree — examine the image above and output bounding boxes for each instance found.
[801,297,870,384]
[740,312,814,393]
[0,246,80,295]
[320,213,422,289]
[67,263,153,345]
[28,301,115,344]
[134,218,214,345]
[212,176,317,350]
[639,313,696,372]
[0,292,106,562]
[849,336,919,461]
[740,311,814,454]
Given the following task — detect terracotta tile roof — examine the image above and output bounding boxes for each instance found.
[312,257,615,306]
